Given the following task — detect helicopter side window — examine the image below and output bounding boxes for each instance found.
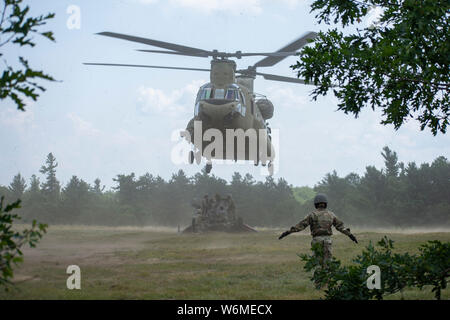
[236,91,246,116]
[239,91,246,106]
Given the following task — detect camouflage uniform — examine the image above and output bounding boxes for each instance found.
[291,208,352,266]
[226,195,236,221]
[201,195,209,217]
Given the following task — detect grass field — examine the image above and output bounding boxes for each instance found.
[1,225,449,300]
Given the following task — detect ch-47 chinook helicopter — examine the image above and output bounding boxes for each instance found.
[85,31,317,175]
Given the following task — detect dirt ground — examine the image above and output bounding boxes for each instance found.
[2,225,449,299]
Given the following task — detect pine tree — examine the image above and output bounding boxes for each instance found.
[29,175,40,196]
[381,146,400,178]
[92,178,105,194]
[39,153,60,200]
[62,176,90,220]
[8,173,26,201]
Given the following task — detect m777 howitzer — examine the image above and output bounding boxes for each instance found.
[183,194,257,233]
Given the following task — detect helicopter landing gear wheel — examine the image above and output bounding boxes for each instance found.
[189,151,195,164]
[205,162,212,174]
[268,161,274,176]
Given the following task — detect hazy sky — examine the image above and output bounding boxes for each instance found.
[1,0,449,189]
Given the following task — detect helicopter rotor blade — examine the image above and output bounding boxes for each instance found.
[97,31,315,60]
[239,52,300,57]
[97,32,211,56]
[255,72,311,85]
[137,49,302,58]
[253,31,317,68]
[84,63,210,72]
[136,49,210,57]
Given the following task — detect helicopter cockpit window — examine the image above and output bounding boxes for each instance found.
[213,88,225,99]
[200,88,212,100]
[225,89,236,100]
[197,85,240,103]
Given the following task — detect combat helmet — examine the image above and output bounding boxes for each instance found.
[314,193,328,205]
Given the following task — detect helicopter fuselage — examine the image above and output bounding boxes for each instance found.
[185,81,274,164]
[85,30,318,174]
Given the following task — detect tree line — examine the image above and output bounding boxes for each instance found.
[1,147,449,228]
[306,146,450,228]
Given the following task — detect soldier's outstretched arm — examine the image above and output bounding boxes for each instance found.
[333,216,358,243]
[291,215,311,233]
[278,215,310,240]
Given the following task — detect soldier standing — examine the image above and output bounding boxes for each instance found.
[279,193,358,267]
[226,194,236,221]
[207,194,218,221]
[201,195,210,217]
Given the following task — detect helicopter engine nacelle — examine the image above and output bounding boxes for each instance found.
[256,99,274,120]
[210,60,236,88]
